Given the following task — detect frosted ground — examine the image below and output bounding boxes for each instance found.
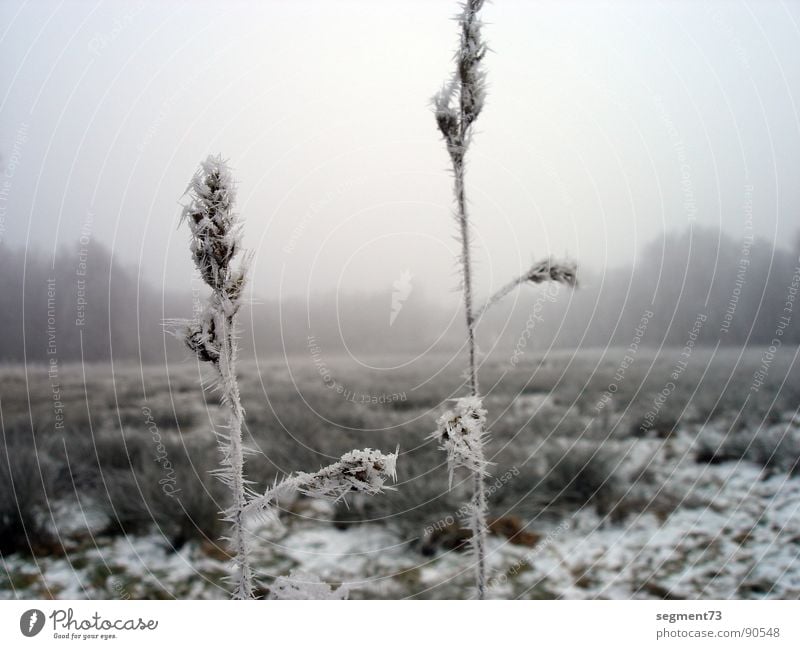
[1,349,799,599]
[3,428,799,600]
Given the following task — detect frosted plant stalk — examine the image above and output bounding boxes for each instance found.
[475,258,577,320]
[432,0,489,598]
[432,1,577,599]
[245,447,398,599]
[176,156,399,599]
[245,447,398,515]
[178,155,253,599]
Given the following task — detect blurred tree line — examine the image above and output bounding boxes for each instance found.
[1,226,798,363]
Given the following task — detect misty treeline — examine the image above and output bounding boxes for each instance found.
[1,226,798,364]
[0,240,165,363]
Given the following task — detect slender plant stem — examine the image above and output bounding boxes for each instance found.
[180,158,401,599]
[471,471,487,598]
[454,135,487,602]
[475,275,527,321]
[455,164,479,397]
[434,0,489,600]
[476,258,577,321]
[434,0,575,600]
[215,310,252,599]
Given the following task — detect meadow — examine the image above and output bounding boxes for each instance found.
[1,346,799,599]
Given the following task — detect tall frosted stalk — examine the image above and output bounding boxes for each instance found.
[177,155,400,599]
[432,0,489,599]
[431,1,578,600]
[180,155,253,599]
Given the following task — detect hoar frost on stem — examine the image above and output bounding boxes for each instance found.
[430,396,492,579]
[176,157,399,599]
[430,397,489,490]
[245,447,397,599]
[432,0,490,599]
[475,257,578,320]
[245,447,398,516]
[177,154,253,599]
[432,1,577,599]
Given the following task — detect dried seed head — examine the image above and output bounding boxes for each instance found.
[225,268,247,304]
[526,257,578,288]
[457,1,487,128]
[184,311,220,364]
[433,0,488,159]
[434,85,460,146]
[181,155,243,294]
[294,447,399,502]
[177,155,249,367]
[247,447,399,515]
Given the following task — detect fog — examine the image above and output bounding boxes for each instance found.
[2,0,799,305]
[4,2,800,606]
[0,226,796,363]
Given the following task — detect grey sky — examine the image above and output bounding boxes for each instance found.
[1,0,799,302]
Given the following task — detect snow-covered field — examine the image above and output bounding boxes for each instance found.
[4,425,799,600]
[3,351,798,599]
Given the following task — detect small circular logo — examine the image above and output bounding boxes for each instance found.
[20,609,45,637]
